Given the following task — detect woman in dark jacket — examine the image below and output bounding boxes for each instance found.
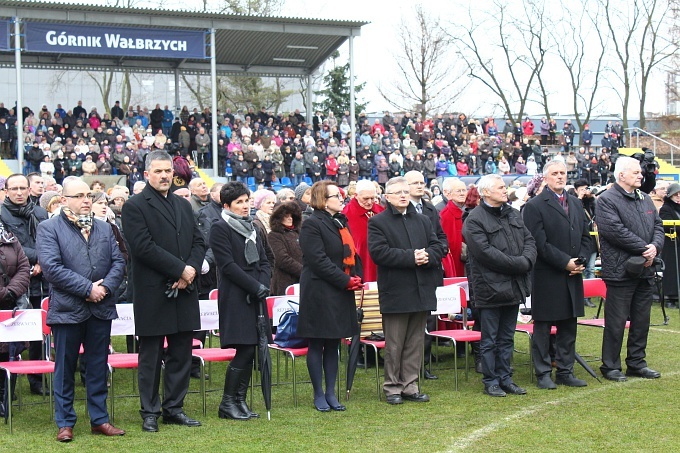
[298,181,363,412]
[660,183,680,308]
[0,223,30,414]
[210,182,271,421]
[268,202,302,296]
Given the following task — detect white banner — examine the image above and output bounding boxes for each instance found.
[432,285,462,315]
[199,299,219,331]
[271,297,300,327]
[0,310,43,342]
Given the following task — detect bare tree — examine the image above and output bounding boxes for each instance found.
[552,1,608,140]
[602,0,677,130]
[378,5,466,118]
[85,70,133,116]
[448,0,547,124]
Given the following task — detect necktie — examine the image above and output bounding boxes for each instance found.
[416,203,423,214]
[557,194,568,215]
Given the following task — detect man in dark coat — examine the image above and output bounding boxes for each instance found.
[463,174,537,397]
[1,173,49,394]
[596,156,664,382]
[523,161,592,389]
[404,170,448,380]
[122,151,206,432]
[38,178,126,442]
[368,176,447,405]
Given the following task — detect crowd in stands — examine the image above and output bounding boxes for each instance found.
[0,100,631,190]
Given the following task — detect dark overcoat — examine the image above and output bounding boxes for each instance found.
[368,203,447,314]
[209,218,271,347]
[522,189,591,321]
[297,210,362,339]
[122,185,205,336]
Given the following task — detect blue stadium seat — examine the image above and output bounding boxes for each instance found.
[281,176,292,187]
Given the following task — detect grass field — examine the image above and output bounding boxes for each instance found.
[2,303,679,452]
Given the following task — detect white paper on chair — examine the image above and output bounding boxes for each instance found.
[271,296,300,327]
[199,299,219,330]
[432,285,462,315]
[0,310,43,342]
[111,304,135,336]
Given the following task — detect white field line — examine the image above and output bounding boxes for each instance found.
[650,327,680,334]
[447,370,680,452]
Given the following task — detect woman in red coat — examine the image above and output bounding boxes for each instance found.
[440,179,469,277]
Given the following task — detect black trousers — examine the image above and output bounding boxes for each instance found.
[601,279,653,374]
[532,318,577,378]
[138,331,193,419]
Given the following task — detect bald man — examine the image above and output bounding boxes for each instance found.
[188,178,209,212]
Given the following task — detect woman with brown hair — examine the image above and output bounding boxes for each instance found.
[268,202,302,296]
[297,181,363,412]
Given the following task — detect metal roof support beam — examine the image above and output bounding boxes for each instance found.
[349,35,355,158]
[14,17,23,169]
[210,28,218,176]
[306,73,312,126]
[174,67,180,113]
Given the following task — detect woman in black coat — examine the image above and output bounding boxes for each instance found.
[297,181,363,412]
[209,182,271,421]
[659,183,680,308]
[268,202,302,296]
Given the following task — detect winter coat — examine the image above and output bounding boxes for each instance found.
[660,199,680,298]
[522,190,591,321]
[298,210,361,339]
[37,211,125,325]
[268,204,303,296]
[0,234,30,310]
[597,183,664,282]
[210,217,271,347]
[463,203,537,308]
[358,158,373,178]
[368,203,446,314]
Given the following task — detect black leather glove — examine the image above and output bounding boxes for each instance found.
[4,290,16,303]
[255,284,269,301]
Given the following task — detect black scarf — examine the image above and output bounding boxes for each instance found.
[3,198,40,239]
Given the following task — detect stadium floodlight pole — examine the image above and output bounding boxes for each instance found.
[14,17,23,169]
[210,28,218,176]
[349,34,355,158]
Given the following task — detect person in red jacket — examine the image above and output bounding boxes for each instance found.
[522,117,535,136]
[342,180,384,283]
[440,178,468,278]
[325,153,339,182]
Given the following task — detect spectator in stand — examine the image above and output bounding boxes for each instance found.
[268,201,303,296]
[523,117,535,137]
[581,124,593,153]
[188,178,210,212]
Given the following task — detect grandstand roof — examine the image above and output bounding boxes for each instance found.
[0,0,367,77]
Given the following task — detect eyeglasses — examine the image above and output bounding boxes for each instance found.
[6,186,28,192]
[386,190,410,196]
[63,194,96,201]
[326,194,343,200]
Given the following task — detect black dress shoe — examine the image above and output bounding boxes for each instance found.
[584,299,596,308]
[555,374,587,387]
[328,402,346,411]
[536,375,557,390]
[386,394,403,405]
[500,382,527,395]
[626,367,661,379]
[603,370,627,382]
[423,369,438,380]
[162,412,201,427]
[190,370,209,380]
[484,385,507,397]
[142,416,158,432]
[402,392,429,402]
[30,383,50,396]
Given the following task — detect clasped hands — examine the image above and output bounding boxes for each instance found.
[87,279,107,303]
[172,265,197,290]
[414,248,429,266]
[565,258,585,276]
[345,276,364,291]
[642,244,657,267]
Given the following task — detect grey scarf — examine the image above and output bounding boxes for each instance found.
[221,209,259,265]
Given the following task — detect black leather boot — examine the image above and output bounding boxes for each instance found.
[218,366,249,420]
[235,365,259,419]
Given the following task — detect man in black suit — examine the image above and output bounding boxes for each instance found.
[523,161,592,389]
[404,170,448,380]
[368,177,447,405]
[122,151,206,432]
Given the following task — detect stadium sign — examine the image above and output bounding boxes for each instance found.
[0,19,9,51]
[24,22,206,59]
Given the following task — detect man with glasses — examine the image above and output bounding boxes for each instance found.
[37,178,126,442]
[404,170,449,380]
[368,176,447,404]
[0,173,50,395]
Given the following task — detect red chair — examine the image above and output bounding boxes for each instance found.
[514,322,558,381]
[107,303,139,423]
[266,296,308,407]
[0,309,54,434]
[209,289,218,300]
[284,284,299,296]
[191,347,236,415]
[425,287,481,390]
[443,277,468,286]
[578,278,630,329]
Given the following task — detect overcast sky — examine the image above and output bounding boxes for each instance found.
[57,0,669,118]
